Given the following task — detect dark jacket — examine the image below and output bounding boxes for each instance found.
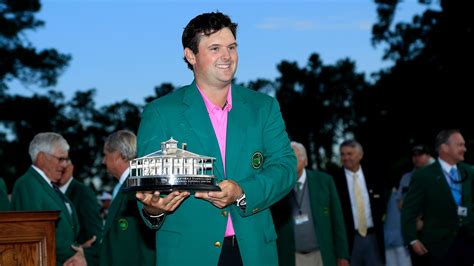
[332,166,386,262]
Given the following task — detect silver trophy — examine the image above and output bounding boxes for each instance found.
[122,138,220,192]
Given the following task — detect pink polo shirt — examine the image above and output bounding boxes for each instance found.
[197,85,235,237]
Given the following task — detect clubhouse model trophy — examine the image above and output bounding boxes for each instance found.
[122,138,220,192]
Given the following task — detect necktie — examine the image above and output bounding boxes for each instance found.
[353,173,367,237]
[296,180,302,192]
[449,168,462,206]
[51,182,67,201]
[51,182,72,215]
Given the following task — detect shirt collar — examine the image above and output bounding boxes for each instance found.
[59,176,74,193]
[438,157,457,173]
[296,169,307,190]
[344,166,363,178]
[197,84,233,113]
[118,167,130,185]
[32,165,54,188]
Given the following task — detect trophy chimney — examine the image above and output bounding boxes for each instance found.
[182,143,187,150]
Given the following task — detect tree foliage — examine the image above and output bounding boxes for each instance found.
[366,0,474,186]
[0,89,143,192]
[0,0,70,93]
[275,53,369,169]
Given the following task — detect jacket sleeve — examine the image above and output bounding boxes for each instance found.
[401,170,424,245]
[236,98,297,216]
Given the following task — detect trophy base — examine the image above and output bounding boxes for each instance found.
[122,176,221,193]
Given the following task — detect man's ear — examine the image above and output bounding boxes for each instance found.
[35,152,46,167]
[184,48,196,65]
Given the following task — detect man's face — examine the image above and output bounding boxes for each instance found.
[185,27,238,88]
[292,146,307,177]
[440,132,466,164]
[412,153,431,168]
[38,147,69,183]
[340,146,363,172]
[102,146,122,179]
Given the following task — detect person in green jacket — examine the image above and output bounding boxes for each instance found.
[402,129,474,265]
[0,177,10,211]
[272,141,349,266]
[59,163,103,266]
[135,11,296,266]
[10,132,93,265]
[99,130,155,266]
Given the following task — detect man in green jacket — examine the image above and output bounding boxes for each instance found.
[272,141,349,266]
[99,130,155,266]
[135,11,296,266]
[402,129,474,265]
[10,132,91,265]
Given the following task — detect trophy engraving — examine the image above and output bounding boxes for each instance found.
[122,138,220,192]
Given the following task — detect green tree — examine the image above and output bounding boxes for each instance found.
[275,53,370,169]
[0,0,70,93]
[364,0,474,185]
[0,88,143,192]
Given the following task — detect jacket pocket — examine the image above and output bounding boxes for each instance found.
[158,229,182,248]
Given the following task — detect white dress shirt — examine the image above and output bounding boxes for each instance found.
[344,167,374,229]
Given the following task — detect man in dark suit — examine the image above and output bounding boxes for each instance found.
[59,163,103,266]
[10,132,91,265]
[332,139,385,266]
[402,129,474,265]
[272,141,349,266]
[99,130,156,266]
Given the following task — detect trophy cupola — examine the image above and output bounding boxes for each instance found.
[161,137,178,155]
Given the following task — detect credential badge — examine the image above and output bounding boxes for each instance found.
[251,152,264,169]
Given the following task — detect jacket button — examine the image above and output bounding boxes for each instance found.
[221,210,228,217]
[214,241,221,248]
[252,208,259,214]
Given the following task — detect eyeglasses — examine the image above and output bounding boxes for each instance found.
[46,153,71,164]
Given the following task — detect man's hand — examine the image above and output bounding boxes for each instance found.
[411,240,428,256]
[60,162,74,186]
[337,258,349,266]
[416,216,424,231]
[136,190,190,216]
[194,180,242,208]
[63,245,87,266]
[81,235,96,248]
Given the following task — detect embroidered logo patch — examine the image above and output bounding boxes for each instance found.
[323,207,329,216]
[251,152,264,169]
[118,218,128,231]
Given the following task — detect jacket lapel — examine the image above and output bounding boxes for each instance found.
[459,163,472,207]
[104,190,125,234]
[433,161,457,208]
[307,171,320,218]
[182,82,224,180]
[30,167,75,225]
[226,86,249,180]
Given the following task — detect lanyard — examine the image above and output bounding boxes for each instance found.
[291,182,308,215]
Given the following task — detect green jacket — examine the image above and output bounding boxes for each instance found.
[0,178,10,211]
[11,167,80,265]
[272,169,349,266]
[99,182,156,266]
[402,161,474,258]
[65,179,104,266]
[137,82,296,266]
